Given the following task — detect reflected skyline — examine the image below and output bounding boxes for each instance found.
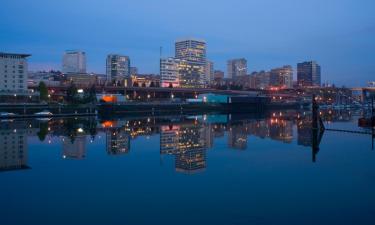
[1,108,371,173]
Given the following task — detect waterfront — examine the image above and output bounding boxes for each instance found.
[0,109,374,225]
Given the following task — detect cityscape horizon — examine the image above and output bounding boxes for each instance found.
[1,0,374,86]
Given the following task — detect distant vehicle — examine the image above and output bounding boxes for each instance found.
[0,112,16,117]
[1,119,14,122]
[34,111,53,116]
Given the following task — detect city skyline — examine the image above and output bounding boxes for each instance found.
[1,0,374,86]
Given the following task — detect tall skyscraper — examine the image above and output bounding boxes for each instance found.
[106,54,130,82]
[0,52,30,92]
[269,65,293,88]
[227,58,247,79]
[175,38,207,87]
[175,39,206,63]
[62,50,86,74]
[297,61,321,87]
[205,61,214,84]
[160,57,182,88]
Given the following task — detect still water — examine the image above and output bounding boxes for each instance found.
[1,109,374,225]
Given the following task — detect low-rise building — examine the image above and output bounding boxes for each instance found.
[65,73,97,87]
[131,74,160,87]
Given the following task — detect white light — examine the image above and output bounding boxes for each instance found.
[77,128,84,133]
[77,89,84,93]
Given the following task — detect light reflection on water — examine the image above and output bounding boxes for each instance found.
[0,109,374,225]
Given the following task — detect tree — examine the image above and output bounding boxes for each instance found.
[150,81,155,87]
[87,85,97,103]
[142,82,146,88]
[66,83,78,103]
[38,81,48,102]
[133,82,139,87]
[37,122,48,141]
[169,83,173,88]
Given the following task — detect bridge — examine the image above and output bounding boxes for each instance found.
[29,84,264,99]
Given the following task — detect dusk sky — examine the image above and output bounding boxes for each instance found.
[1,0,374,86]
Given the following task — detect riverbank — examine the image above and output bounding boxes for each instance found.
[0,100,308,119]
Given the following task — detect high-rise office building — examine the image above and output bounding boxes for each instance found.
[62,50,86,74]
[175,39,206,64]
[106,54,130,82]
[160,58,182,88]
[269,65,293,88]
[297,61,321,87]
[227,58,247,79]
[175,38,207,87]
[205,61,214,84]
[0,52,30,92]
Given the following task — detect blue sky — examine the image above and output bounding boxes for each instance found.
[1,0,374,86]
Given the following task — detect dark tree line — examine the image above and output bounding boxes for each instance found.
[66,84,97,104]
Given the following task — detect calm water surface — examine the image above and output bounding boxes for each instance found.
[1,109,374,225]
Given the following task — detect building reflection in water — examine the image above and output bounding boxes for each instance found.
[228,123,248,150]
[106,128,130,155]
[160,122,207,174]
[62,135,87,159]
[269,118,293,143]
[0,108,362,173]
[297,118,313,147]
[0,121,38,171]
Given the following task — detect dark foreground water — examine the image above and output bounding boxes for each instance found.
[1,109,374,225]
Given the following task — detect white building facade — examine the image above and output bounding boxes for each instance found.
[62,50,86,74]
[0,52,30,93]
[160,58,181,88]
